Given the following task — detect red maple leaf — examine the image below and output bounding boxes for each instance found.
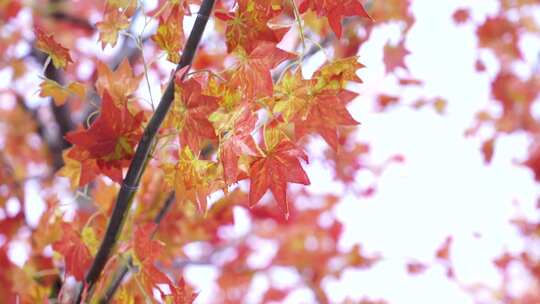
[65,91,145,184]
[216,0,288,53]
[171,277,198,304]
[134,223,162,263]
[452,8,470,24]
[383,40,410,73]
[229,42,295,100]
[295,90,359,150]
[52,223,92,281]
[299,0,372,38]
[249,139,310,218]
[170,77,219,153]
[220,108,258,184]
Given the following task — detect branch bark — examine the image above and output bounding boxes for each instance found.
[75,1,216,302]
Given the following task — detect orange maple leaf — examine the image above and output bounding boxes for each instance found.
[295,90,359,150]
[96,9,130,49]
[95,58,143,105]
[229,42,295,100]
[152,4,185,63]
[299,0,372,38]
[34,27,73,69]
[39,78,86,106]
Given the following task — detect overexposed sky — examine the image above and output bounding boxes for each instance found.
[319,0,539,303]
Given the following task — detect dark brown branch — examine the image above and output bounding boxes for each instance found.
[76,1,216,302]
[49,12,95,32]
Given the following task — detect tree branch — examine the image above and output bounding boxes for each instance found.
[76,1,216,301]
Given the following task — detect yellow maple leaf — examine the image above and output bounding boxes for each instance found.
[96,9,130,49]
[162,147,221,213]
[39,79,69,106]
[40,79,86,106]
[67,81,86,99]
[57,151,82,189]
[152,5,184,63]
[314,56,364,92]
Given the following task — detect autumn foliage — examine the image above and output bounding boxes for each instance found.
[1,0,540,303]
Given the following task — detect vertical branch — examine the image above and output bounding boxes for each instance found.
[77,0,216,301]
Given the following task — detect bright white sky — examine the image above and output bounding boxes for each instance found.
[2,0,539,303]
[320,0,538,303]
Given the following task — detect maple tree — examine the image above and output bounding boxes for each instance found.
[0,0,539,303]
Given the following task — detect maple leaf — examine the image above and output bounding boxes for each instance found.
[248,138,310,218]
[217,0,288,53]
[152,4,185,63]
[370,0,413,23]
[169,277,198,304]
[435,235,454,278]
[65,91,145,184]
[313,56,364,91]
[476,15,522,60]
[452,8,470,24]
[39,78,86,106]
[377,94,400,111]
[481,137,495,164]
[96,9,130,49]
[106,0,137,11]
[95,58,143,105]
[298,0,372,38]
[295,90,359,150]
[61,147,102,187]
[57,150,82,189]
[406,261,428,275]
[383,40,410,73]
[133,223,162,263]
[132,223,177,300]
[166,77,219,153]
[39,79,69,105]
[130,220,200,302]
[162,146,221,213]
[219,108,259,184]
[229,42,296,100]
[52,223,93,281]
[34,27,73,69]
[272,69,313,121]
[273,59,362,150]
